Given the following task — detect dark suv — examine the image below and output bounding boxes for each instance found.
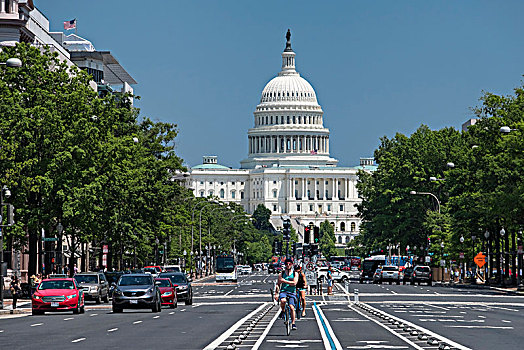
[158,272,193,305]
[74,272,109,303]
[411,266,432,286]
[111,274,162,313]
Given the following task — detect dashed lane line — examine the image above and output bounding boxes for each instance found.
[107,328,118,332]
[64,317,74,321]
[133,320,142,324]
[30,323,43,327]
[71,338,86,343]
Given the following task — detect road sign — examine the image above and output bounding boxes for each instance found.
[459,252,464,259]
[304,269,317,287]
[440,259,446,267]
[474,252,486,267]
[306,262,315,271]
[42,237,58,242]
[102,254,107,267]
[103,245,108,254]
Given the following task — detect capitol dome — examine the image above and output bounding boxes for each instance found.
[240,30,338,169]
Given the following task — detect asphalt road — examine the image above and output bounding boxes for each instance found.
[1,272,523,349]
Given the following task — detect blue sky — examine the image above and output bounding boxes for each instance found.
[38,1,524,168]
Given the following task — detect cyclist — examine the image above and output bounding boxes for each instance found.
[294,264,307,317]
[274,258,299,330]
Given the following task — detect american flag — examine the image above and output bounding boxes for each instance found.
[310,149,317,155]
[63,19,76,30]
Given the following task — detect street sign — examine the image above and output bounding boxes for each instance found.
[103,245,108,254]
[425,256,431,263]
[304,269,317,287]
[102,254,107,267]
[42,237,58,242]
[306,262,315,271]
[459,252,464,259]
[440,259,446,267]
[474,252,486,267]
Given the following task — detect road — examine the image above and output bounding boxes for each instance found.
[1,272,523,349]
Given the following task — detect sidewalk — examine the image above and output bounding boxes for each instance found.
[435,281,524,295]
[0,299,31,315]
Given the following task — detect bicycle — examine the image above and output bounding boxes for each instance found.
[283,296,292,336]
[295,292,302,320]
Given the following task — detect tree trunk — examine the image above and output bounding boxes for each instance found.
[28,229,37,276]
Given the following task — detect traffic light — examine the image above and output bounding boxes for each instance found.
[7,204,14,225]
[313,226,320,243]
[304,227,310,243]
[292,242,297,257]
[277,240,283,255]
[303,244,310,257]
[310,244,319,256]
[282,219,291,241]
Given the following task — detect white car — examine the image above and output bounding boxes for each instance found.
[317,267,350,283]
[238,265,252,274]
[380,265,400,284]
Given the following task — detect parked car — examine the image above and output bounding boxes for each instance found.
[158,272,193,305]
[402,267,414,285]
[163,265,182,273]
[372,268,382,284]
[74,272,110,304]
[155,278,177,309]
[411,266,432,286]
[32,278,85,315]
[111,274,162,313]
[380,265,400,284]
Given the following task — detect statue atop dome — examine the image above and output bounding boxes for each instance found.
[284,29,293,52]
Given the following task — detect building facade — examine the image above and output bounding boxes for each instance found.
[187,31,376,246]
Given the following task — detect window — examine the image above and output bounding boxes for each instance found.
[339,204,344,211]
[241,182,244,185]
[316,181,319,185]
[273,205,277,212]
[220,182,224,185]
[240,191,244,199]
[307,190,311,198]
[273,180,277,184]
[309,205,313,211]
[325,190,329,198]
[273,190,277,198]
[200,181,204,185]
[351,222,356,231]
[340,222,345,231]
[296,204,301,211]
[338,236,342,244]
[295,190,298,198]
[327,204,331,212]
[232,182,235,185]
[209,182,213,185]
[294,180,298,185]
[325,181,328,185]
[200,191,204,197]
[231,190,236,199]
[209,190,214,196]
[345,236,350,243]
[220,189,224,198]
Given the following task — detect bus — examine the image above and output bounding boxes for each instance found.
[215,255,237,282]
[359,255,386,283]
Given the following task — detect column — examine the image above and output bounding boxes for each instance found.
[302,178,306,199]
[334,178,338,199]
[314,177,318,200]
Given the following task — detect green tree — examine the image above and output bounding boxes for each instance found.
[319,220,337,259]
[252,204,273,231]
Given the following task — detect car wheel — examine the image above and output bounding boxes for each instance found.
[389,281,392,285]
[428,280,432,286]
[396,280,400,285]
[96,294,101,304]
[359,279,363,284]
[403,281,406,285]
[73,303,80,314]
[410,280,415,285]
[170,303,176,309]
[80,305,85,314]
[103,293,109,303]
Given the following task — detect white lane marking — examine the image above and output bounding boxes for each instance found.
[90,313,98,317]
[447,325,513,329]
[169,312,175,315]
[252,309,281,350]
[31,323,43,327]
[423,303,449,310]
[64,317,74,321]
[133,320,142,324]
[361,304,472,350]
[349,305,424,350]
[313,303,343,350]
[347,341,409,349]
[224,289,234,296]
[203,302,268,350]
[153,316,160,319]
[0,330,4,333]
[501,320,512,323]
[107,328,118,332]
[478,315,486,318]
[71,338,86,343]
[482,304,519,312]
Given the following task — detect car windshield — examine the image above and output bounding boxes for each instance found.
[39,280,74,290]
[382,266,398,271]
[160,274,187,284]
[118,276,152,286]
[74,275,98,284]
[144,268,157,274]
[156,279,172,287]
[417,267,431,272]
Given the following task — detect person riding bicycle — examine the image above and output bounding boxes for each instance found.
[294,264,308,317]
[274,258,299,330]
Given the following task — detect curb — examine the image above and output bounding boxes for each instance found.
[435,282,524,295]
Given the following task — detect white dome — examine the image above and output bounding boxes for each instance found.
[260,75,318,104]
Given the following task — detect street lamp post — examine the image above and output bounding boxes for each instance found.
[409,191,441,213]
[500,227,506,287]
[440,241,445,282]
[460,235,465,282]
[517,230,524,291]
[484,230,491,282]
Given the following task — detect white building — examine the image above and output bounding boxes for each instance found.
[187,31,376,247]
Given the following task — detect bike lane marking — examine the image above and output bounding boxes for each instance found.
[203,302,268,350]
[312,302,343,350]
[251,307,281,350]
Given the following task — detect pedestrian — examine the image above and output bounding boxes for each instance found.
[327,266,334,295]
[10,276,21,309]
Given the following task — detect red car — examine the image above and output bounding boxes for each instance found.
[32,278,85,315]
[155,278,177,309]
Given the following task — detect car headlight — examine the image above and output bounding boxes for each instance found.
[162,291,173,296]
[114,289,123,296]
[90,286,99,291]
[66,294,77,299]
[178,285,188,290]
[146,287,154,294]
[33,295,41,300]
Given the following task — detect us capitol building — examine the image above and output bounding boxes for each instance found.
[186,31,375,246]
